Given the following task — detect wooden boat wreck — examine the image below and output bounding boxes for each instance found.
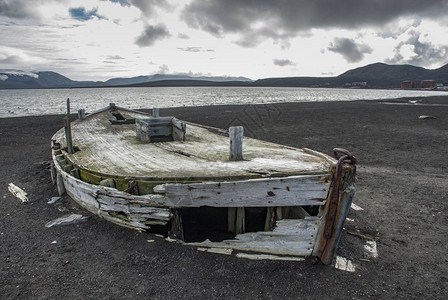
[50,103,356,264]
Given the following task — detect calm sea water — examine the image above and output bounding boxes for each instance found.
[0,86,445,118]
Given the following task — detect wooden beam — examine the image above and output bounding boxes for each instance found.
[154,175,329,208]
[229,126,244,161]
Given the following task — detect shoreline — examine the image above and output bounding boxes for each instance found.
[1,99,447,298]
[1,94,447,120]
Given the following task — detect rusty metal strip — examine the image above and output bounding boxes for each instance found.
[323,148,357,240]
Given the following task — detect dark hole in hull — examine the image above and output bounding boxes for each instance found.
[179,207,235,242]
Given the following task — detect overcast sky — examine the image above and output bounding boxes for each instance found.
[1,0,448,81]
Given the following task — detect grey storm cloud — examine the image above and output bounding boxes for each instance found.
[181,0,448,47]
[273,59,295,67]
[328,38,373,63]
[127,0,170,16]
[0,0,63,19]
[135,24,171,47]
[386,30,448,66]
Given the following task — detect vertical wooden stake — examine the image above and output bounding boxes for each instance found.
[228,207,236,234]
[229,126,244,161]
[170,210,184,240]
[56,173,66,196]
[63,117,74,154]
[64,98,74,154]
[152,108,160,117]
[50,162,56,185]
[78,109,86,120]
[236,207,245,234]
[264,207,276,231]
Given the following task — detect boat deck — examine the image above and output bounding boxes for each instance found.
[52,108,334,181]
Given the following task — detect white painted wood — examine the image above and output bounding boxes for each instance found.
[229,126,244,161]
[155,175,329,208]
[8,183,29,203]
[188,218,320,256]
[53,153,172,230]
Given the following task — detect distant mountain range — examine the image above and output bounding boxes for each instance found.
[1,62,447,89]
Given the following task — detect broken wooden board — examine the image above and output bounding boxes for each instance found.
[187,218,320,256]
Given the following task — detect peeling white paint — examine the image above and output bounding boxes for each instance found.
[364,240,378,258]
[335,256,356,272]
[351,203,364,211]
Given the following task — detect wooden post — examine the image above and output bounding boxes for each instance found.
[264,207,276,231]
[63,117,74,154]
[64,98,74,154]
[56,173,66,196]
[169,210,184,240]
[228,207,236,233]
[152,108,160,117]
[228,207,245,234]
[50,162,56,185]
[229,126,244,161]
[236,207,245,234]
[78,109,86,120]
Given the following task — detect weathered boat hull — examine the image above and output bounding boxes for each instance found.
[50,105,356,263]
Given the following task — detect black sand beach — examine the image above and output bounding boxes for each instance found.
[1,96,447,299]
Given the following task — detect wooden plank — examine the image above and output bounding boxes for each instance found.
[188,219,319,256]
[50,162,56,185]
[236,207,245,234]
[229,126,244,161]
[56,173,66,196]
[155,175,329,208]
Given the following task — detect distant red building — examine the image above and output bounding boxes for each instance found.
[401,80,436,89]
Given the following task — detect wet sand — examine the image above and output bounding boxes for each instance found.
[1,96,447,299]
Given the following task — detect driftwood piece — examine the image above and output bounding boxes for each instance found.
[8,183,29,203]
[45,214,89,228]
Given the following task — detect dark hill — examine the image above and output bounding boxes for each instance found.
[255,62,448,88]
